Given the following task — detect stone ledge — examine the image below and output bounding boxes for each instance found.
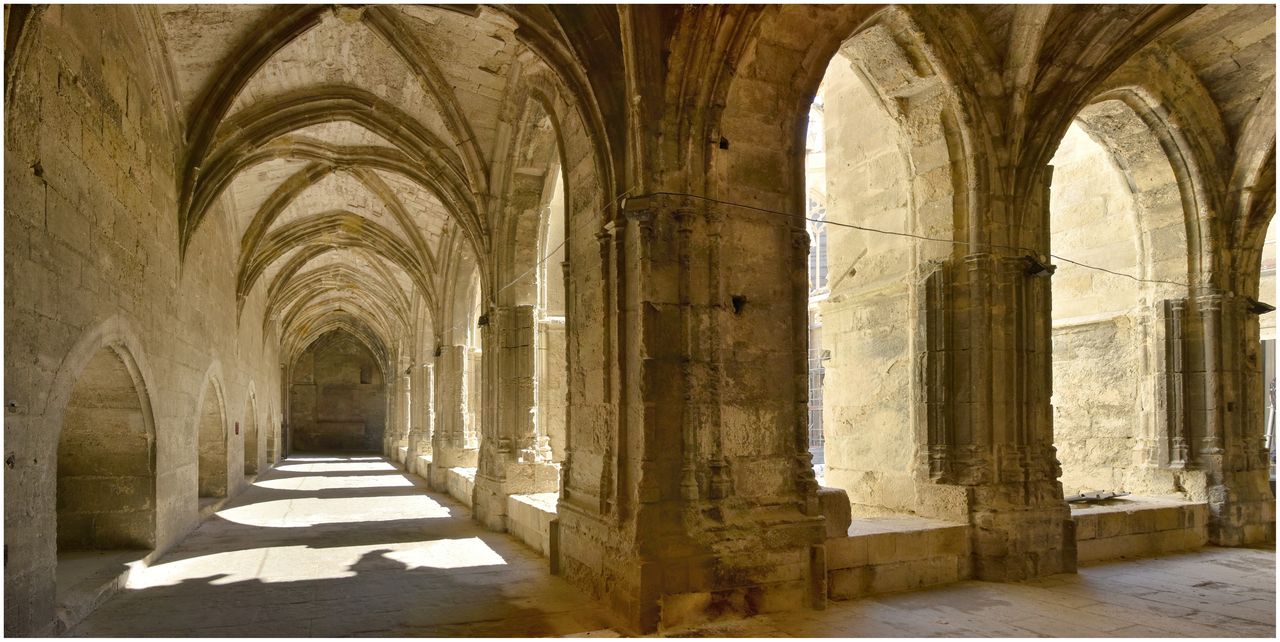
[826,516,970,600]
[446,467,477,508]
[817,487,852,539]
[1072,496,1208,563]
[53,550,148,635]
[412,454,432,477]
[507,492,558,556]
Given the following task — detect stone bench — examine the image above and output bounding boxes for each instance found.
[54,550,149,635]
[412,454,431,478]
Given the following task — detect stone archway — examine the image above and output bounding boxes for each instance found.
[197,380,228,500]
[1048,99,1191,498]
[57,345,156,552]
[244,394,260,476]
[799,15,968,519]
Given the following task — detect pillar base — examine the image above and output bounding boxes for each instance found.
[970,483,1073,580]
[427,445,477,492]
[472,461,560,532]
[1208,469,1276,546]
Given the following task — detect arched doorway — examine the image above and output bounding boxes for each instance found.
[803,22,961,517]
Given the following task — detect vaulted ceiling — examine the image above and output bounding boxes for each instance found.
[152,4,561,366]
[143,4,1275,365]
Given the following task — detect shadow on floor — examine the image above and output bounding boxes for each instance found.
[67,454,613,637]
[69,546,608,637]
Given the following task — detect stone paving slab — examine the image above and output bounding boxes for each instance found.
[663,546,1276,638]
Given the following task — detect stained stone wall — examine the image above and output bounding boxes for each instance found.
[3,6,283,635]
[289,332,387,453]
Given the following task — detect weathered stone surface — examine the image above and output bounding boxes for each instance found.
[817,487,853,539]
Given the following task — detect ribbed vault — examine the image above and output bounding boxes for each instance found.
[153,4,600,374]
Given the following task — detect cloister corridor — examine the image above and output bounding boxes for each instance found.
[68,456,614,637]
[6,4,1275,636]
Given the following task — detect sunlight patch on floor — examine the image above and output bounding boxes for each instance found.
[385,537,507,569]
[274,461,396,473]
[127,538,508,589]
[217,495,452,527]
[253,474,415,491]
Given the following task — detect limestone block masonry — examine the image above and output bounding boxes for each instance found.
[5,6,282,636]
[1072,499,1210,563]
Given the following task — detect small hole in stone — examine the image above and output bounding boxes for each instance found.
[731,295,747,315]
[719,137,730,150]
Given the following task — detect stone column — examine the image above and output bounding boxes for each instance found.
[553,196,827,632]
[382,370,401,460]
[406,363,434,477]
[1155,292,1276,544]
[537,316,568,460]
[926,251,1074,579]
[394,370,412,464]
[475,305,560,530]
[428,344,477,490]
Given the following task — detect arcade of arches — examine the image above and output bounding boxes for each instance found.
[3,3,1276,637]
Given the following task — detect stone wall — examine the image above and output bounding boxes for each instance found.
[289,331,387,453]
[1261,218,1276,341]
[826,520,971,600]
[3,6,282,635]
[536,320,568,460]
[1049,122,1149,496]
[817,51,916,515]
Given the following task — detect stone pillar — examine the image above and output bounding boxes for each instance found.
[553,196,826,633]
[919,252,1073,580]
[1153,292,1276,544]
[395,370,412,464]
[428,345,477,490]
[382,368,403,460]
[475,305,560,531]
[406,363,434,477]
[537,317,568,460]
